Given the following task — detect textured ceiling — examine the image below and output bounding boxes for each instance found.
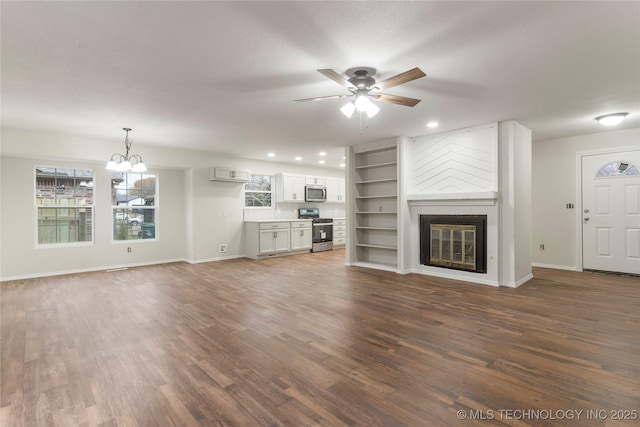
[2,1,639,169]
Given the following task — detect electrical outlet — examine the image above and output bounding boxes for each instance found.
[127,247,132,253]
[219,244,227,253]
[540,244,545,250]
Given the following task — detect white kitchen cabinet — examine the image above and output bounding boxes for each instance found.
[333,218,346,247]
[245,221,312,259]
[305,176,326,185]
[326,177,346,202]
[257,222,290,255]
[275,173,305,202]
[259,229,290,254]
[290,221,312,251]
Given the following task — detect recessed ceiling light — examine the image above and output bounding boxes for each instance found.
[295,156,302,161]
[319,160,325,164]
[339,163,345,167]
[427,121,439,128]
[319,152,326,156]
[267,153,275,157]
[595,113,629,126]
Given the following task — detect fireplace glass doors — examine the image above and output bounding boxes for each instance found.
[420,215,487,273]
[430,224,476,271]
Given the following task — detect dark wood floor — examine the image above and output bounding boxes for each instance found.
[1,249,639,426]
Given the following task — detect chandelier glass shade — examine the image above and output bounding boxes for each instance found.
[105,128,147,172]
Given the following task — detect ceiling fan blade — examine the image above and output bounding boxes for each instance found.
[373,67,426,91]
[294,94,351,102]
[317,69,356,89]
[375,93,422,107]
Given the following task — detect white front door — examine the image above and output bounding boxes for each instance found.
[582,150,640,274]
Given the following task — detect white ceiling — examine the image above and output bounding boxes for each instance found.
[2,1,639,169]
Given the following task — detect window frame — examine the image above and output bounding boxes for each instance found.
[34,166,95,248]
[110,171,159,243]
[244,174,274,209]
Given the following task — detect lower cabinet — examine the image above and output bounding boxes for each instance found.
[245,220,312,259]
[259,229,290,254]
[333,218,346,247]
[290,222,312,251]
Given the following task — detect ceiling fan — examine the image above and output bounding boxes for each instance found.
[295,66,426,118]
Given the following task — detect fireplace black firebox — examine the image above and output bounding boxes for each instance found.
[420,215,487,273]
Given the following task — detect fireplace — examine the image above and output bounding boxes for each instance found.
[420,215,487,273]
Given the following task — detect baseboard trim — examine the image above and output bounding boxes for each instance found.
[408,268,500,287]
[185,254,246,264]
[0,258,186,283]
[532,262,578,271]
[500,273,534,288]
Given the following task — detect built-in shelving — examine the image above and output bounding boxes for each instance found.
[356,195,397,199]
[356,211,397,214]
[355,178,397,184]
[350,142,399,270]
[355,243,397,250]
[355,161,397,170]
[356,226,397,231]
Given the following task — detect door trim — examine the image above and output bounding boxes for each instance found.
[575,145,640,271]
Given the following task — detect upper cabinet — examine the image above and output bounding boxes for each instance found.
[326,177,346,203]
[275,173,305,202]
[276,173,345,204]
[305,176,326,185]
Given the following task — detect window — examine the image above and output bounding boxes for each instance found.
[111,172,157,240]
[244,175,272,207]
[35,167,94,245]
[595,161,640,178]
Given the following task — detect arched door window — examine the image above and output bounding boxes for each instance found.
[595,160,640,179]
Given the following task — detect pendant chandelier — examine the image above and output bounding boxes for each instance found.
[105,128,147,172]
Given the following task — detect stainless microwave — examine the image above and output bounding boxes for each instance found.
[305,185,327,202]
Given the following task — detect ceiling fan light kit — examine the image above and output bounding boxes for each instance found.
[340,101,356,118]
[296,66,426,123]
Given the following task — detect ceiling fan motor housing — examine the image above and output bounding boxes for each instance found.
[348,69,376,90]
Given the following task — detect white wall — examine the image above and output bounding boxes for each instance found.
[0,156,186,279]
[532,127,640,270]
[0,128,345,280]
[499,121,532,287]
[410,123,498,194]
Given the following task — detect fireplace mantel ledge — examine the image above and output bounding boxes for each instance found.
[406,191,497,201]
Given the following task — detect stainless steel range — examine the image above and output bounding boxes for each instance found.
[298,208,333,252]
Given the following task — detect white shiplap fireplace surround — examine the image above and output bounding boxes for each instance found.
[346,121,532,287]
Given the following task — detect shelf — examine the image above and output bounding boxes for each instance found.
[355,178,397,184]
[356,243,397,250]
[355,161,397,170]
[356,226,397,231]
[351,143,398,270]
[352,261,398,273]
[356,211,398,215]
[356,194,397,199]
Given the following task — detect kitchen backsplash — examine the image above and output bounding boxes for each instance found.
[244,202,346,221]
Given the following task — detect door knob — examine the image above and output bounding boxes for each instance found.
[584,217,590,222]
